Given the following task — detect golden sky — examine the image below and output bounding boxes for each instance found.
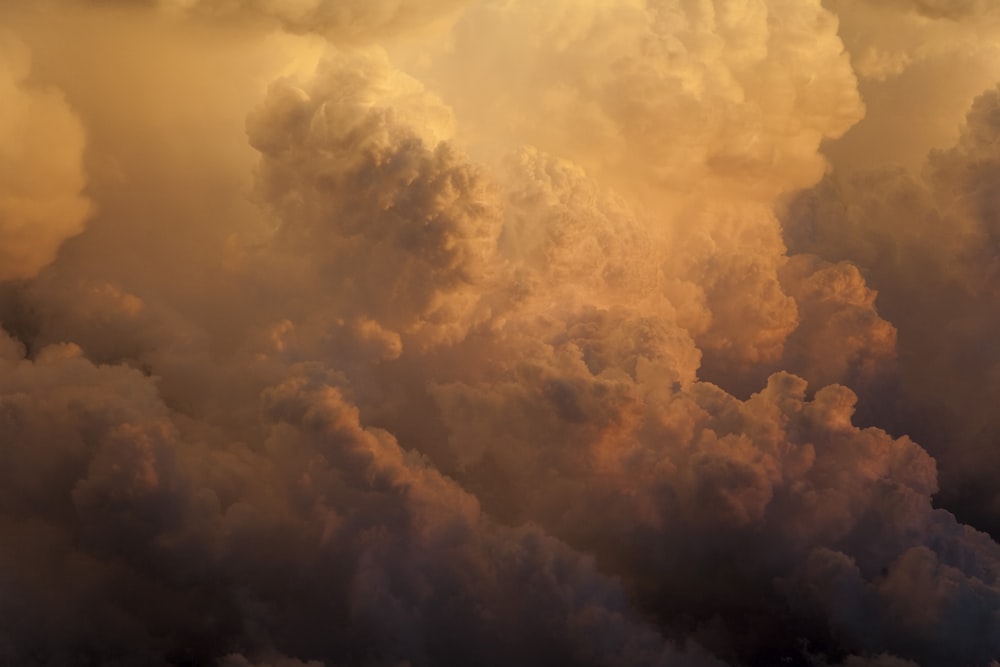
[2,1,1000,665]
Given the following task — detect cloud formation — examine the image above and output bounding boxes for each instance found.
[0,32,89,280]
[820,0,1000,170]
[3,0,1000,666]
[783,83,1000,541]
[0,333,728,666]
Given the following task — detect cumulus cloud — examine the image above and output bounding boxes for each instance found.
[415,0,863,202]
[246,48,499,349]
[396,0,868,374]
[0,32,89,280]
[2,0,1000,665]
[820,0,1000,170]
[783,83,1000,537]
[0,331,724,666]
[772,254,897,392]
[430,336,991,664]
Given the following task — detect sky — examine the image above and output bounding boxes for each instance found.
[1,1,1000,665]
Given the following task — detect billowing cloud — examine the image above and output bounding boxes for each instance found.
[783,83,1000,538]
[396,0,866,374]
[412,0,863,203]
[246,49,499,349]
[772,254,898,394]
[820,0,1000,170]
[0,32,89,280]
[0,331,727,666]
[2,0,1000,665]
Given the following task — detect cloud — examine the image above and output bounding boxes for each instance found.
[246,48,501,350]
[872,0,997,21]
[0,32,89,280]
[774,254,897,392]
[782,83,1000,537]
[820,0,1000,170]
[2,0,1000,665]
[430,318,1000,665]
[394,0,868,376]
[172,0,470,38]
[415,0,863,203]
[787,544,1000,666]
[0,331,725,666]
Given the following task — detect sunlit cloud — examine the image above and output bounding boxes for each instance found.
[2,1,1000,666]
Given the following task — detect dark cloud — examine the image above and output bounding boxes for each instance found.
[0,332,725,666]
[782,83,1000,538]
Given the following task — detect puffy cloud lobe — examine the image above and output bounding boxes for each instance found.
[673,203,799,375]
[0,33,89,280]
[403,0,864,374]
[496,148,662,307]
[696,251,900,398]
[438,360,934,542]
[783,83,1000,537]
[488,147,708,385]
[787,544,1000,666]
[490,122,805,381]
[431,326,1000,665]
[0,330,720,666]
[926,85,1000,243]
[777,254,897,391]
[421,0,862,202]
[247,49,500,349]
[818,0,1000,171]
